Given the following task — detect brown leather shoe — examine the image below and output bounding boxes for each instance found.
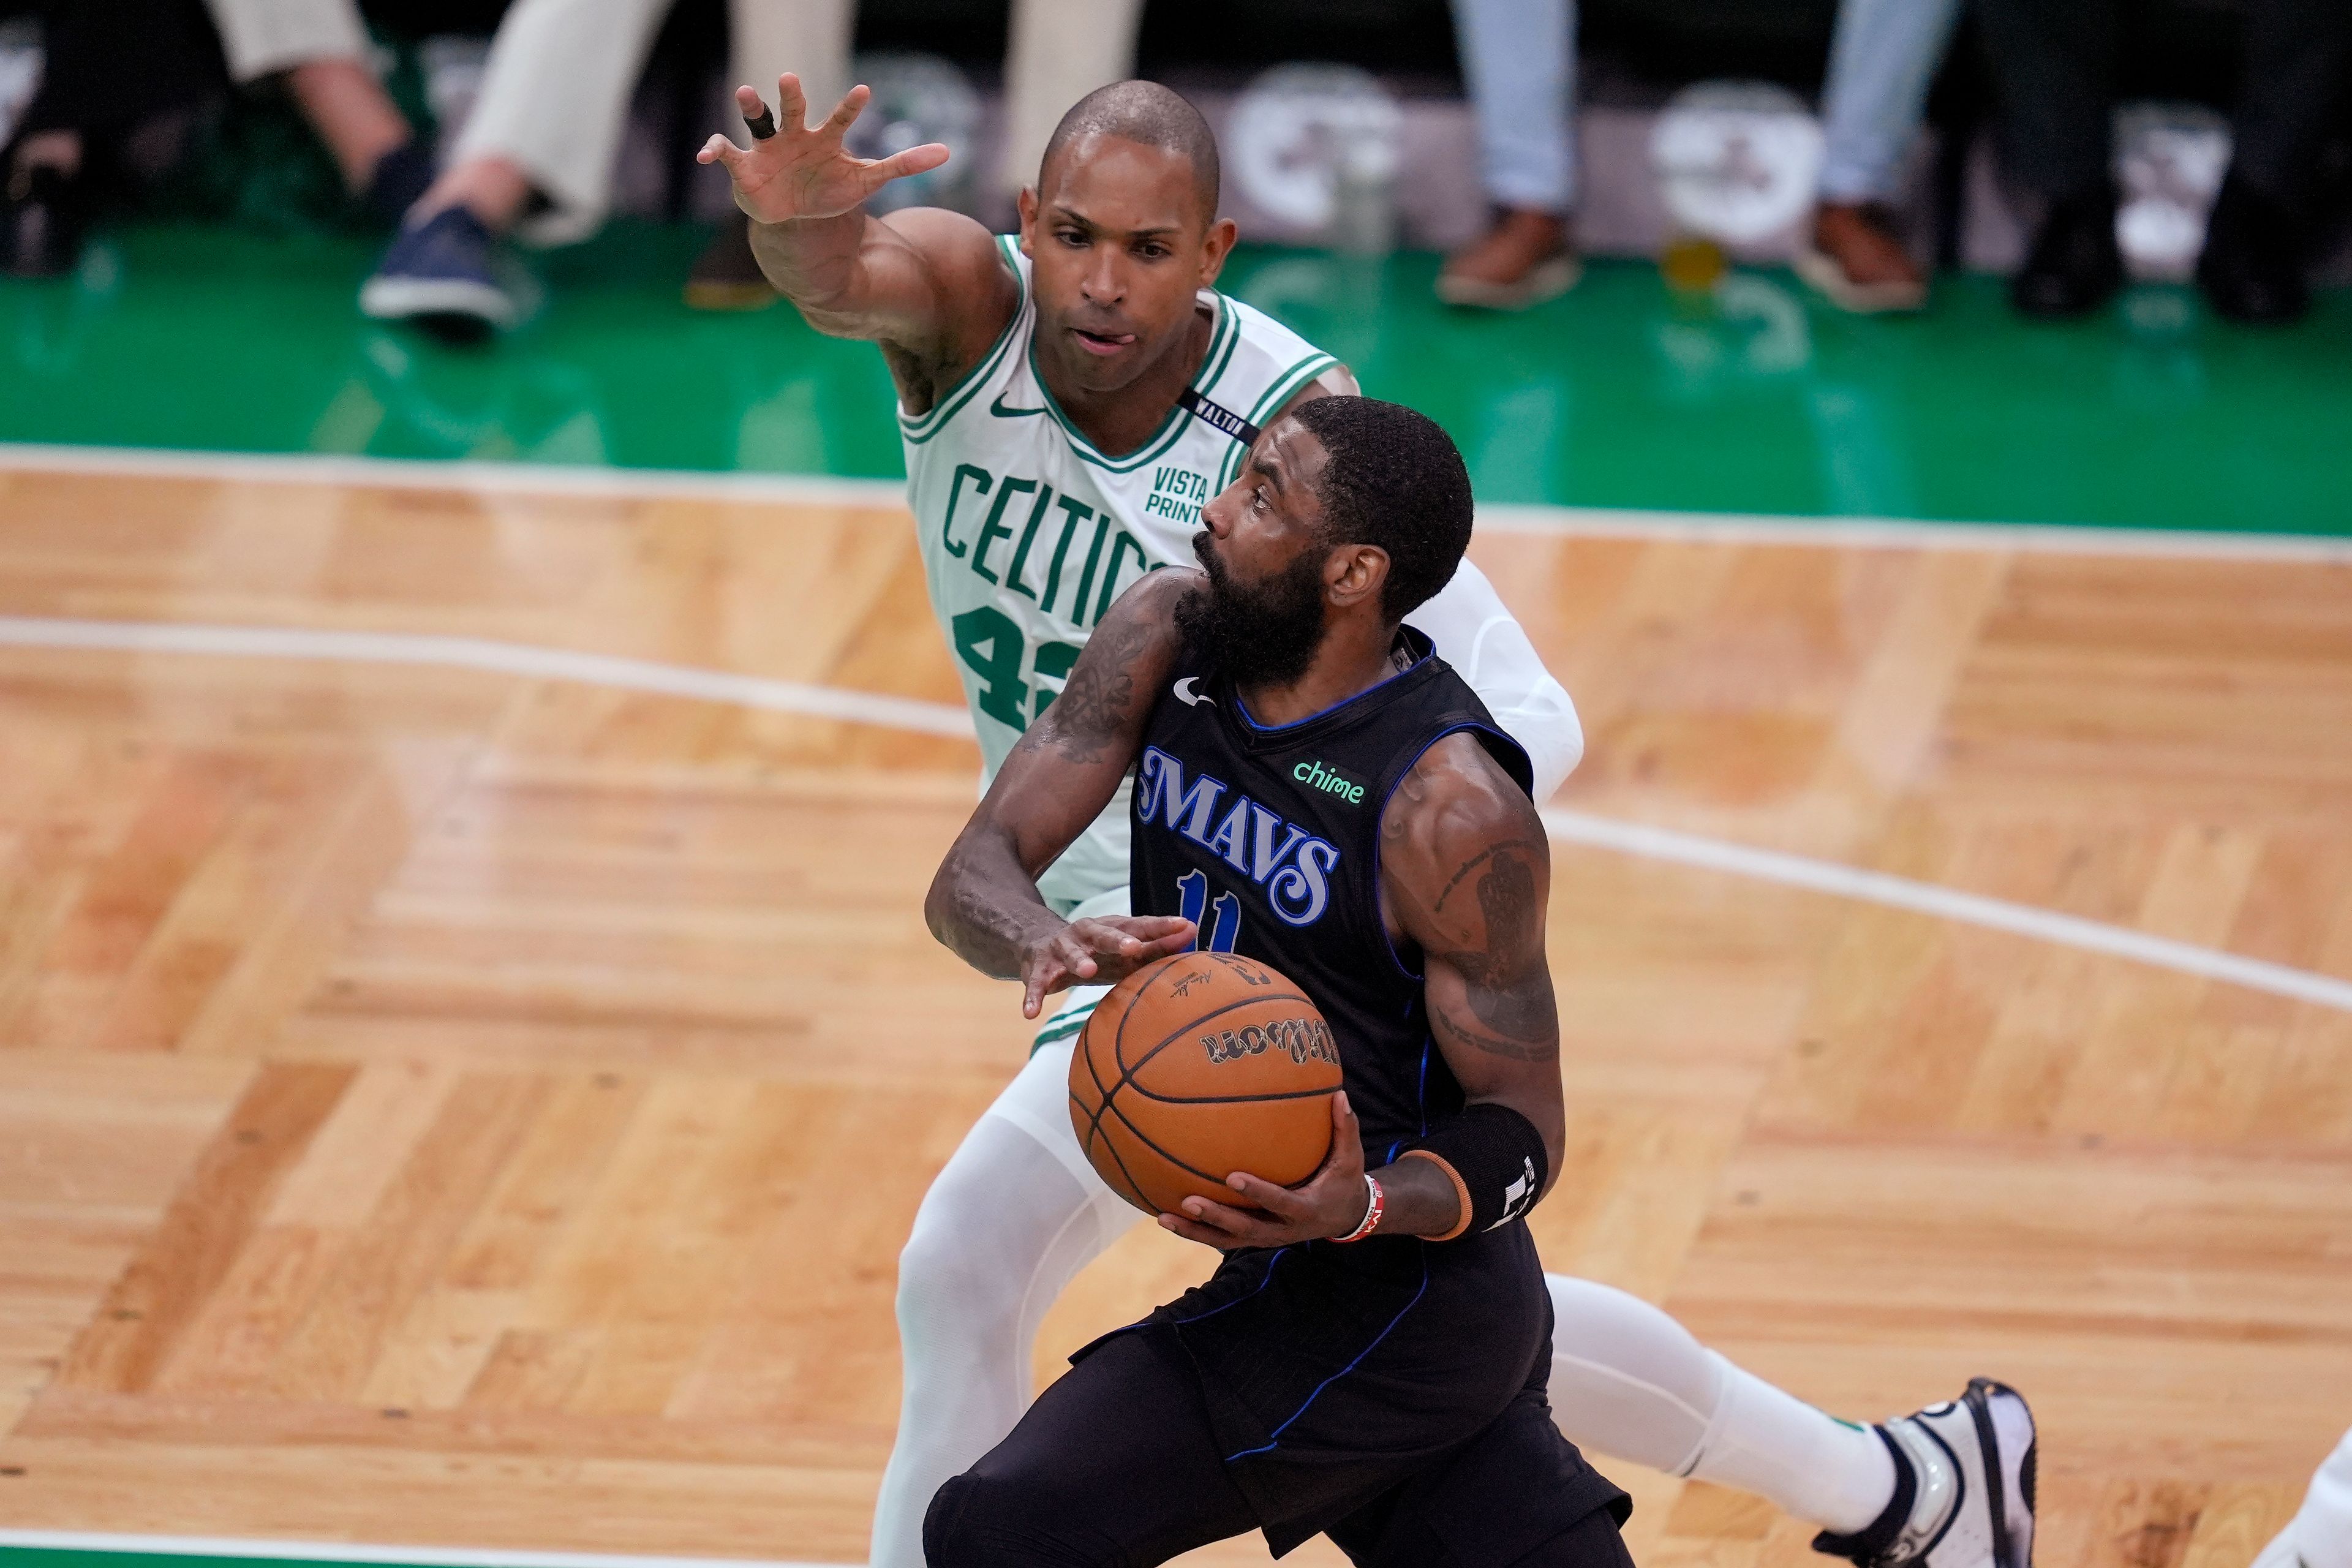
[1795,203,1928,313]
[685,211,777,311]
[1436,209,1580,311]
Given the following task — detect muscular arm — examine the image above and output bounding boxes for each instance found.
[1166,731,1563,1248]
[925,569,1201,1013]
[1373,734,1566,1234]
[702,77,1021,411]
[750,206,1020,409]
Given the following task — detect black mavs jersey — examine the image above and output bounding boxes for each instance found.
[1091,626,1629,1559]
[1129,625,1531,1163]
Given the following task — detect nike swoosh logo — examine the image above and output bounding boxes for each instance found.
[990,391,1046,418]
[1172,676,1210,707]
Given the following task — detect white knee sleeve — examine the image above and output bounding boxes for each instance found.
[1542,1275,1894,1534]
[1544,1275,1722,1472]
[869,1041,1137,1568]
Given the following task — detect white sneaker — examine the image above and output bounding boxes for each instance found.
[1816,1378,2037,1568]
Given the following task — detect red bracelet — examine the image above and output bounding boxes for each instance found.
[1333,1172,1384,1243]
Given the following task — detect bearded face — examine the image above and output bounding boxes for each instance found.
[1174,527,1332,688]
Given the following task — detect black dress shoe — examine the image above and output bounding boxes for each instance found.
[2196,172,2310,325]
[2011,186,2122,319]
[2,160,90,279]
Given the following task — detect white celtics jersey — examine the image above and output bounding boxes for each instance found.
[902,235,1340,913]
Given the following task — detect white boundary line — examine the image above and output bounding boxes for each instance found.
[2,612,2348,1016]
[0,618,974,739]
[0,1530,823,1568]
[6,442,2351,562]
[1541,810,2352,1014]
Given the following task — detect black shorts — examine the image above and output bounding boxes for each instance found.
[924,1323,1634,1568]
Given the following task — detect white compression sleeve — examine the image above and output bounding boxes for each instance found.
[1403,557,1585,799]
[869,1046,1139,1568]
[1544,1276,1896,1534]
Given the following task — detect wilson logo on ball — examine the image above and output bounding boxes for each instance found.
[1200,1017,1339,1067]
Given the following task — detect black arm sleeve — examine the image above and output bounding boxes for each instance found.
[1396,1101,1550,1242]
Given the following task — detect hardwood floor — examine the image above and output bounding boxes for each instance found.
[1,466,2347,1567]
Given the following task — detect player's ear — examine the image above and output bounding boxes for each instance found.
[1197,216,1238,284]
[1016,186,1039,257]
[1326,545,1389,610]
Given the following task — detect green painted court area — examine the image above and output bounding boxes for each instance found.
[1,1553,545,1568]
[2,221,2347,533]
[0,1550,745,1568]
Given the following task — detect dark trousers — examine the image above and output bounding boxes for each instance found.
[0,0,225,146]
[1971,0,2352,209]
[922,1325,1636,1568]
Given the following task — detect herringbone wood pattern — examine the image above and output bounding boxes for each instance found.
[2,467,2348,1566]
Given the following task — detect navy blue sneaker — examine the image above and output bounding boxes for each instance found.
[360,206,517,342]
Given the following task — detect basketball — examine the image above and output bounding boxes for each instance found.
[1069,952,1346,1217]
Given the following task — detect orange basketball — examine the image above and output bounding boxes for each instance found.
[1068,952,1344,1217]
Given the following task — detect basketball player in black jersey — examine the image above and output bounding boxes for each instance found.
[920,394,1632,1568]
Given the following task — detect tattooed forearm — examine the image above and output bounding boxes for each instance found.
[1431,1000,1558,1063]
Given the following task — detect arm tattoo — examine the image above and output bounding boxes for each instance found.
[1433,845,1557,1062]
[1025,614,1150,765]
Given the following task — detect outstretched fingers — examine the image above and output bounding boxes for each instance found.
[773,72,809,134]
[734,84,777,140]
[860,142,952,191]
[821,82,873,137]
[696,134,745,170]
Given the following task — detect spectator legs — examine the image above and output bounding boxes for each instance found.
[9,0,224,145]
[1800,0,1958,313]
[997,0,1147,202]
[1969,0,2118,204]
[1438,0,1580,309]
[2228,0,2352,210]
[1818,0,1960,207]
[445,0,676,243]
[1452,0,1577,215]
[202,0,369,85]
[729,0,854,138]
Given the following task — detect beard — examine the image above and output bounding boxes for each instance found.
[1175,532,1329,688]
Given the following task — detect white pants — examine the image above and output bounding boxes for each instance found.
[203,0,372,84]
[872,901,1898,1567]
[454,0,853,243]
[995,0,1146,199]
[453,0,1142,243]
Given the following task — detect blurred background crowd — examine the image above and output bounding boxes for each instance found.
[2,0,2346,341]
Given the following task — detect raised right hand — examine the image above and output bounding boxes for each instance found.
[1018,916,1197,1019]
[696,75,951,226]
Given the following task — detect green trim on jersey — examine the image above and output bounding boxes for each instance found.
[1031,999,1098,1054]
[900,235,1030,445]
[1027,294,1241,475]
[1215,349,1342,492]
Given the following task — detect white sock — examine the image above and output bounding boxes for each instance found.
[1542,1276,1896,1535]
[1687,1355,1898,1536]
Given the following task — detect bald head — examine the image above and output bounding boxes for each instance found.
[1039,81,1220,222]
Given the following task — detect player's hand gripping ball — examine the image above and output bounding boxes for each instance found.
[1068,952,1344,1217]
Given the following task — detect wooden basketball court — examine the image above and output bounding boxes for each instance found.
[1,460,2346,1567]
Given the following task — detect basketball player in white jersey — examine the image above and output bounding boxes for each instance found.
[700,77,2035,1568]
